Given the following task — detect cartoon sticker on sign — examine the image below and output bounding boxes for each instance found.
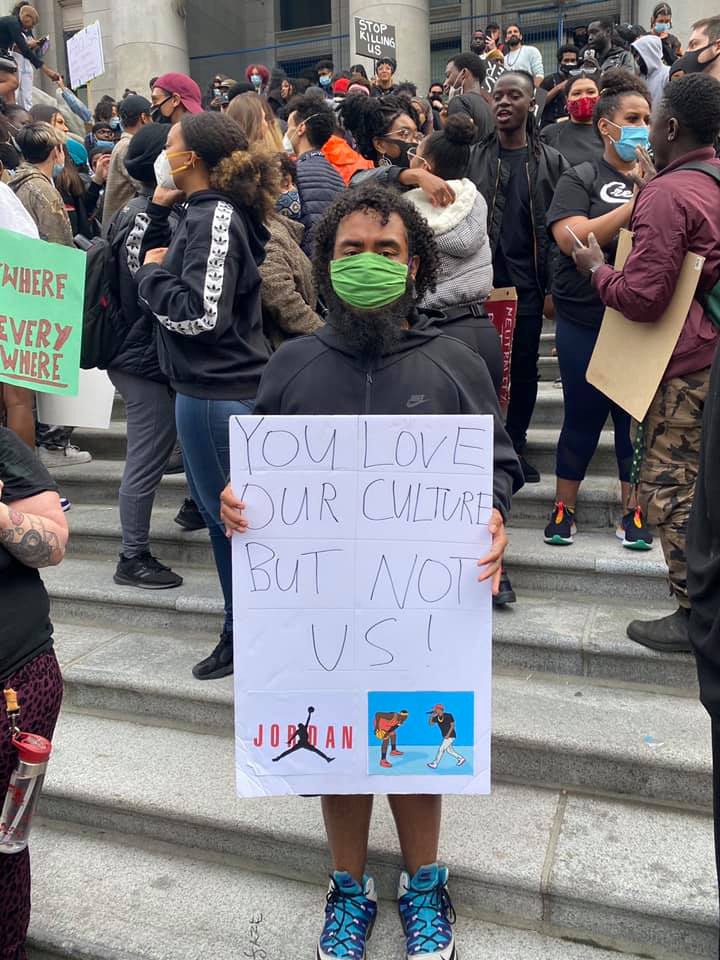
[0,229,86,396]
[231,415,493,797]
[368,692,474,776]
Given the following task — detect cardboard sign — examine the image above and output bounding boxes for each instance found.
[354,17,397,61]
[66,21,105,89]
[231,414,494,797]
[485,287,518,409]
[587,230,705,421]
[0,229,86,396]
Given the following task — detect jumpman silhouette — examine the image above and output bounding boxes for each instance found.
[272,706,335,763]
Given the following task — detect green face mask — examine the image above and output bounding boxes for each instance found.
[330,252,410,309]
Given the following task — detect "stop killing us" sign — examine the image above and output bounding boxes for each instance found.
[354,17,397,60]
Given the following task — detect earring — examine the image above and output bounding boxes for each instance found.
[378,152,391,167]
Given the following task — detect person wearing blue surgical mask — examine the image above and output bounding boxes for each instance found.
[244,62,269,94]
[315,58,335,98]
[650,2,682,66]
[542,71,653,556]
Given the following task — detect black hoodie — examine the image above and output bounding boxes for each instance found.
[254,312,523,520]
[135,190,271,400]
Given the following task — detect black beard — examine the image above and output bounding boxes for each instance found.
[323,286,416,360]
[507,37,521,47]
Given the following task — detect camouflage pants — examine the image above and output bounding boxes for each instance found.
[637,368,711,607]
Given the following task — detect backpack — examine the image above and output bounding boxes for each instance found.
[79,233,123,369]
[679,161,720,329]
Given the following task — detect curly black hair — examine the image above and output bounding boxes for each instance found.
[312,184,439,301]
[338,93,421,162]
[662,74,720,145]
[594,68,651,131]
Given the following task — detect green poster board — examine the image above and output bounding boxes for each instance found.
[0,228,86,396]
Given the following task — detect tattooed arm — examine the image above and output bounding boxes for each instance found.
[0,482,68,569]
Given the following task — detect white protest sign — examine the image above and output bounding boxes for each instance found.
[231,415,493,798]
[66,22,105,89]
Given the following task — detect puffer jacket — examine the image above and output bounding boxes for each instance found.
[404,177,493,311]
[107,189,181,382]
[9,164,73,246]
[466,135,568,291]
[295,150,345,255]
[260,214,323,349]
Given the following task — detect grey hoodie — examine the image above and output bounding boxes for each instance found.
[632,34,670,107]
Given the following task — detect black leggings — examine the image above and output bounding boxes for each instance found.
[555,312,633,483]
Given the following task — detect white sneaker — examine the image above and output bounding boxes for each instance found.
[38,444,92,468]
[427,761,438,769]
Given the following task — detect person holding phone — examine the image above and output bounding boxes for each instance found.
[543,69,654,549]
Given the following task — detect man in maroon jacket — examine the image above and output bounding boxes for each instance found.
[574,74,720,653]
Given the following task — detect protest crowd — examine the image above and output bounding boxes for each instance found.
[2,2,720,957]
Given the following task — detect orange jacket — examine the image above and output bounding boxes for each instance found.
[322,134,374,185]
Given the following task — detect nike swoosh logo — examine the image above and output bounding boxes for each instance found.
[406,398,429,408]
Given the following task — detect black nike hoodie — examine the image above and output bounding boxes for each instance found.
[136,190,271,400]
[254,310,523,520]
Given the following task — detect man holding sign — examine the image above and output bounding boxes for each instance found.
[220,184,522,960]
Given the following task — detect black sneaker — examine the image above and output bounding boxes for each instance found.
[174,498,206,531]
[164,443,185,475]
[519,456,540,484]
[544,501,576,545]
[617,506,654,551]
[192,632,233,680]
[113,552,184,590]
[493,568,516,607]
[626,607,692,653]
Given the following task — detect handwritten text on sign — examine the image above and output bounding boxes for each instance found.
[354,17,397,59]
[231,415,493,798]
[0,229,86,396]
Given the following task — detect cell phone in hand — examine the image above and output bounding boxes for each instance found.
[565,225,585,250]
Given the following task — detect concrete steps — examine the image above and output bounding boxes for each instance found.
[32,710,717,958]
[52,582,693,695]
[26,358,719,960]
[51,627,709,807]
[27,822,656,960]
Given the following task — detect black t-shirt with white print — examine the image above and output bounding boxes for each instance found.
[546,158,635,328]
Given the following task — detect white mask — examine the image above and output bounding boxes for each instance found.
[153,150,176,190]
[282,131,295,155]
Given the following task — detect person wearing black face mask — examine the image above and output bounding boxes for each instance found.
[340,92,456,202]
[540,44,580,126]
[150,72,202,126]
[671,16,720,83]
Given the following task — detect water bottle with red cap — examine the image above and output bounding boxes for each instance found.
[0,688,53,855]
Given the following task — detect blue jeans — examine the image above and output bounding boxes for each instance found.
[175,394,255,634]
[555,313,632,482]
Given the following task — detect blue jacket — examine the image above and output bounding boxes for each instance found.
[295,150,344,256]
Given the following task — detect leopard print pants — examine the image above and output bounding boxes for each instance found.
[0,651,63,960]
